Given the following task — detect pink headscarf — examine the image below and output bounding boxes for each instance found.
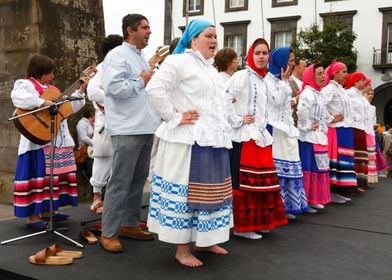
[323,61,346,86]
[299,64,322,94]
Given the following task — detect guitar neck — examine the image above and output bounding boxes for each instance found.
[62,79,81,97]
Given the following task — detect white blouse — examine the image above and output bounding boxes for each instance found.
[265,72,299,137]
[146,49,232,148]
[297,86,333,145]
[345,87,367,131]
[11,79,85,155]
[364,100,376,136]
[321,80,352,128]
[225,68,274,147]
[219,71,231,83]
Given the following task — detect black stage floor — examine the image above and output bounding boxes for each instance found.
[1,178,392,280]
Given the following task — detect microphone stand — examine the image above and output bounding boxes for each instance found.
[1,99,84,248]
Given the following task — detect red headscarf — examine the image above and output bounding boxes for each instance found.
[323,61,346,86]
[344,72,366,89]
[299,64,322,94]
[246,38,270,77]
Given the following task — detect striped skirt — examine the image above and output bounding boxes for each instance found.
[328,127,357,193]
[14,147,78,218]
[353,128,369,187]
[231,140,287,232]
[299,141,331,205]
[272,127,307,215]
[147,140,233,247]
[366,133,378,184]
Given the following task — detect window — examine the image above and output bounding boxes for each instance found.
[388,23,392,63]
[267,16,300,49]
[388,24,392,53]
[377,7,392,67]
[227,35,244,58]
[183,0,204,17]
[230,0,244,8]
[272,0,298,8]
[188,0,200,12]
[320,10,357,31]
[221,20,250,66]
[274,31,292,48]
[225,0,248,12]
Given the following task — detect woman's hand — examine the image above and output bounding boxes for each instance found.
[332,114,344,123]
[311,122,319,130]
[180,110,199,125]
[281,66,291,81]
[243,114,255,124]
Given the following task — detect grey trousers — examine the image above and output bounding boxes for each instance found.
[102,134,153,237]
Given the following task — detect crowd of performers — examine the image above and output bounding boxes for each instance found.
[9,15,389,267]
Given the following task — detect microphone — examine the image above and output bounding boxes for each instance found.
[61,96,84,101]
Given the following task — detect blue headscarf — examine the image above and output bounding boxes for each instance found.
[172,19,213,55]
[269,47,291,80]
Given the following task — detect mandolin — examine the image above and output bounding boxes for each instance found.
[13,65,96,145]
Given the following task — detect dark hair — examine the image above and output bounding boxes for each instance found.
[169,37,180,54]
[313,63,323,73]
[82,105,95,119]
[252,38,269,51]
[26,54,55,79]
[214,47,238,72]
[101,34,123,57]
[122,14,148,40]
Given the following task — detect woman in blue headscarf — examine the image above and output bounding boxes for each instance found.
[146,19,233,267]
[265,47,309,218]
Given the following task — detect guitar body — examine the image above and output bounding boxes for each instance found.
[13,88,73,145]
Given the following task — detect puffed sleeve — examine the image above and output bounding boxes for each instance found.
[297,89,313,132]
[11,79,45,109]
[146,55,182,129]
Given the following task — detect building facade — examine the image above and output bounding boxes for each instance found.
[164,0,392,127]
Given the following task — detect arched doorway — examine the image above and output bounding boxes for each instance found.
[384,98,392,128]
[373,82,392,128]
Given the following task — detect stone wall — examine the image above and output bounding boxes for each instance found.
[0,0,105,173]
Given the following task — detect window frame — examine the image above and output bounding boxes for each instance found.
[319,10,357,31]
[272,0,298,8]
[221,20,251,65]
[183,0,204,17]
[267,16,300,49]
[225,0,248,12]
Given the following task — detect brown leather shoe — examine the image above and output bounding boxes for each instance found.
[119,226,154,241]
[99,236,122,253]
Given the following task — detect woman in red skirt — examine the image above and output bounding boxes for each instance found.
[226,38,287,240]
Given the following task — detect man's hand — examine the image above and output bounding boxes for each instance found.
[140,70,154,86]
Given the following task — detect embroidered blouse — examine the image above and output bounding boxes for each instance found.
[297,86,333,145]
[225,67,274,147]
[146,49,232,148]
[321,80,352,128]
[265,72,299,137]
[11,79,85,155]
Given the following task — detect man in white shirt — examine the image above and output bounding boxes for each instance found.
[99,14,160,253]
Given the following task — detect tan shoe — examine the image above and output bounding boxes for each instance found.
[99,236,122,253]
[119,226,154,241]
